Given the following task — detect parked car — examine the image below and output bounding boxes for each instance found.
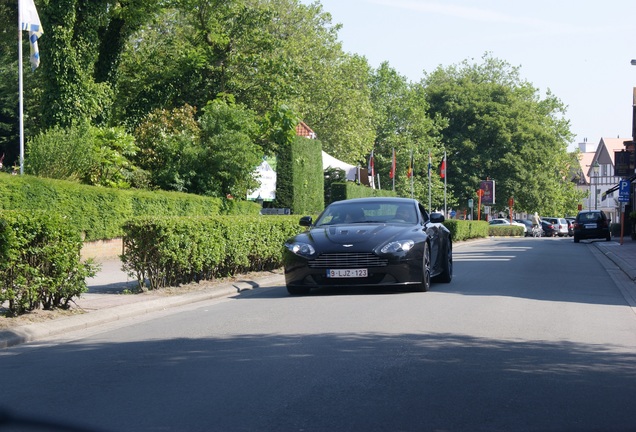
[283,197,453,295]
[514,219,535,237]
[573,210,611,242]
[541,220,557,237]
[565,217,575,236]
[543,217,569,237]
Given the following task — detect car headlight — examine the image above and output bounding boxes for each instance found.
[381,240,415,253]
[286,242,316,258]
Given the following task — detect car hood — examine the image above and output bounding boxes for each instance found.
[301,223,421,250]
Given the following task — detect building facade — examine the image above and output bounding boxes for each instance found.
[575,137,630,223]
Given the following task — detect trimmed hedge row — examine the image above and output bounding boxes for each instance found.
[487,225,525,237]
[0,173,260,241]
[121,215,305,290]
[0,210,99,315]
[443,219,490,241]
[329,181,396,202]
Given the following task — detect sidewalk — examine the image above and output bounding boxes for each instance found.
[2,237,636,349]
[592,236,636,282]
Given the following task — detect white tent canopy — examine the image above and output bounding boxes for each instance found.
[322,151,357,181]
[248,152,362,202]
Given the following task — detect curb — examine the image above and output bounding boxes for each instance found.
[0,273,284,349]
[593,242,636,282]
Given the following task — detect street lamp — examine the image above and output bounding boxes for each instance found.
[592,160,600,210]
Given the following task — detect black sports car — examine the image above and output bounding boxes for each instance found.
[283,197,453,295]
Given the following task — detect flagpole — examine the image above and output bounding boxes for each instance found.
[368,149,375,189]
[443,151,447,217]
[393,148,395,192]
[428,150,431,213]
[410,149,414,199]
[391,148,396,192]
[18,0,44,176]
[18,23,24,175]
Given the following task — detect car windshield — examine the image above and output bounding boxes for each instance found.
[315,202,420,226]
[578,212,602,222]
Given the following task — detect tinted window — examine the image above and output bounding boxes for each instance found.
[577,211,604,222]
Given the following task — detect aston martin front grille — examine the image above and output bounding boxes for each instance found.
[309,253,388,269]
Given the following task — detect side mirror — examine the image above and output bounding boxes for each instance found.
[299,216,312,227]
[430,212,445,223]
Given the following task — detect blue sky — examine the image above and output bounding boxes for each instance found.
[303,0,636,151]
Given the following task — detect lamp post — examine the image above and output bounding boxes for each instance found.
[592,160,600,210]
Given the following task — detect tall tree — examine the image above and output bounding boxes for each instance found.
[133,99,262,197]
[114,0,278,128]
[196,98,262,197]
[38,0,165,129]
[134,104,201,192]
[298,53,375,166]
[369,62,447,206]
[423,53,579,215]
[115,0,375,167]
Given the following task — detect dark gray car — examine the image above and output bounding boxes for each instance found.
[573,210,611,242]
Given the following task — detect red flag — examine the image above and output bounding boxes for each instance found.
[389,148,396,179]
[440,153,446,179]
[368,150,375,177]
[407,150,413,178]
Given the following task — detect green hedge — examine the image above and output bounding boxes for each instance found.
[487,225,525,237]
[0,210,99,315]
[329,182,395,203]
[443,220,489,241]
[121,215,305,290]
[275,137,324,214]
[0,173,260,241]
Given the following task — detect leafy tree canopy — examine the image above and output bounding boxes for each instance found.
[423,53,580,215]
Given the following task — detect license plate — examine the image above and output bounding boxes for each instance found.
[327,268,368,278]
[584,224,596,229]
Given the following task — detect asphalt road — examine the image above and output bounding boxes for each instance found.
[2,236,636,432]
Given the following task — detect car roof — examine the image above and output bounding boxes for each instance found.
[332,197,418,205]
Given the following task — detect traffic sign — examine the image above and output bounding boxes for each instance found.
[619,179,630,202]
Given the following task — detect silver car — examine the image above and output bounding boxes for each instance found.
[543,217,569,237]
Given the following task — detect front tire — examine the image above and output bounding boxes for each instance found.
[414,244,431,292]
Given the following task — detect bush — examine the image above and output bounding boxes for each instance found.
[121,215,304,290]
[0,211,99,315]
[0,173,259,241]
[488,225,524,237]
[443,220,489,241]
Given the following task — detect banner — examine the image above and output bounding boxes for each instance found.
[479,180,495,205]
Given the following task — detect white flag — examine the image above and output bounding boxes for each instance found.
[19,0,44,70]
